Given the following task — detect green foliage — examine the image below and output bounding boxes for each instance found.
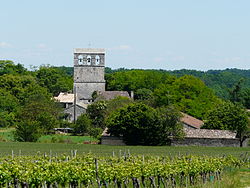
[14,120,41,142]
[35,65,73,96]
[106,70,220,119]
[229,78,244,103]
[105,96,132,116]
[106,68,250,109]
[0,74,50,105]
[203,101,250,146]
[106,102,183,145]
[86,101,107,129]
[0,89,19,127]
[15,94,62,141]
[38,135,97,144]
[0,112,16,128]
[0,60,27,76]
[106,69,175,91]
[134,88,153,100]
[88,127,103,139]
[0,154,245,187]
[85,97,132,137]
[240,88,250,108]
[73,114,92,135]
[153,75,219,119]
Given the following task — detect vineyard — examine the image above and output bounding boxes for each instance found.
[0,153,249,187]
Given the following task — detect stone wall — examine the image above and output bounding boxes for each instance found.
[74,82,105,102]
[171,137,248,147]
[101,136,249,147]
[74,66,105,83]
[101,136,125,146]
[64,105,86,122]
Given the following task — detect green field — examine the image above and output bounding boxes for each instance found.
[0,128,98,144]
[0,128,249,157]
[0,142,249,157]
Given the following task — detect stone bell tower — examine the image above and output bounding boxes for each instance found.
[73,48,105,104]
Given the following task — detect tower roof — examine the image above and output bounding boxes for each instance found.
[74,48,105,54]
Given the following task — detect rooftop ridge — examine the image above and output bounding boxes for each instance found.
[74,48,105,53]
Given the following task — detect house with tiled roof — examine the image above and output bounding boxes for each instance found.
[181,113,203,129]
[101,113,247,147]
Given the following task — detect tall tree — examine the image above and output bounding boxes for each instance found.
[15,94,62,141]
[106,103,183,145]
[203,101,250,147]
[229,78,244,103]
[35,65,73,96]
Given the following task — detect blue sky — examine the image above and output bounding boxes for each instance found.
[1,0,250,70]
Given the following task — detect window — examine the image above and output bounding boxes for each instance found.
[87,55,91,65]
[95,55,100,65]
[78,55,83,65]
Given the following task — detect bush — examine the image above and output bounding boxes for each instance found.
[88,128,103,139]
[73,114,92,135]
[14,120,41,142]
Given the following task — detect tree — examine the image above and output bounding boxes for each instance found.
[0,89,19,127]
[105,96,132,116]
[134,88,153,100]
[153,75,219,119]
[35,65,73,96]
[14,120,40,142]
[203,101,250,147]
[229,78,244,103]
[86,101,107,129]
[106,103,183,145]
[240,88,250,108]
[15,94,62,141]
[0,60,27,76]
[73,114,92,135]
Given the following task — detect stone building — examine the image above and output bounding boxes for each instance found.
[55,48,132,122]
[73,48,106,104]
[101,113,248,147]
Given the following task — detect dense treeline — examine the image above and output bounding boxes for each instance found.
[105,70,220,119]
[0,60,72,141]
[57,66,250,108]
[0,60,249,144]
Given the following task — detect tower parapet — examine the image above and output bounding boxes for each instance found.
[73,48,106,104]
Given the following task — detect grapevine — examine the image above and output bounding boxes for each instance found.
[0,153,248,187]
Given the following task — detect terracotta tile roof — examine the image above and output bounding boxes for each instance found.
[180,113,204,129]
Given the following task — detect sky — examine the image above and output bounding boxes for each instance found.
[1,0,250,70]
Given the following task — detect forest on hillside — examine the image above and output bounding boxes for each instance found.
[57,66,250,109]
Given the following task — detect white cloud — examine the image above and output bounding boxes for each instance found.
[0,42,11,48]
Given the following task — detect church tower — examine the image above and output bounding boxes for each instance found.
[73,48,105,104]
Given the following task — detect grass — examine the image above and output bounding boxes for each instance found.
[0,127,15,141]
[0,142,249,157]
[38,134,98,144]
[0,127,98,144]
[193,168,250,188]
[0,127,249,158]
